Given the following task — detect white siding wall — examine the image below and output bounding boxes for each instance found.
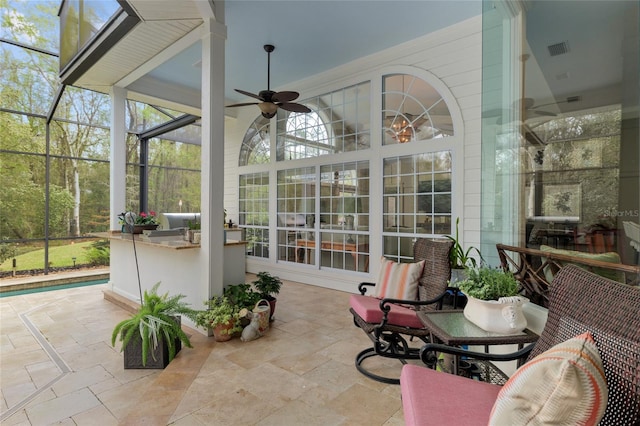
[223,15,483,292]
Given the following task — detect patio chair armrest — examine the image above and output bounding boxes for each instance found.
[379,292,447,311]
[358,282,376,295]
[419,342,535,365]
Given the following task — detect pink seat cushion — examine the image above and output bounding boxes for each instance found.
[349,294,424,329]
[401,365,501,426]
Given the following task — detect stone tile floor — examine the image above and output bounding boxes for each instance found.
[1,274,417,425]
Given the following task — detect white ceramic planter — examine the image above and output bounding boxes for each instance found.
[463,296,528,334]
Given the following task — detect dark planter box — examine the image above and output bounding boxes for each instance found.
[123,317,182,369]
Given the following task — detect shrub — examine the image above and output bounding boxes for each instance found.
[84,240,110,266]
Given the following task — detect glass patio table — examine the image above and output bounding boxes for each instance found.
[417,310,539,383]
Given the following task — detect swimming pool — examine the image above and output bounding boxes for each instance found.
[0,278,109,298]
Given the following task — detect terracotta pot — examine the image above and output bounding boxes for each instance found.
[267,298,276,321]
[212,321,234,342]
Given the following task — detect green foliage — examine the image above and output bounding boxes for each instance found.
[253,271,283,300]
[223,283,261,310]
[84,240,110,266]
[111,283,200,366]
[0,239,17,264]
[457,267,520,301]
[446,217,482,269]
[195,296,242,335]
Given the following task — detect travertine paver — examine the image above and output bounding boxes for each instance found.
[1,277,405,425]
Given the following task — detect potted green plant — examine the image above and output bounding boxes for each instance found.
[223,283,262,327]
[224,283,261,311]
[445,217,483,283]
[195,296,242,342]
[186,217,201,243]
[457,266,527,334]
[252,271,282,320]
[111,282,199,369]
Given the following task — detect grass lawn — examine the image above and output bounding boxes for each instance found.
[0,241,98,271]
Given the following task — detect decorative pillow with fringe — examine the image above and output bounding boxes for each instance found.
[489,331,608,426]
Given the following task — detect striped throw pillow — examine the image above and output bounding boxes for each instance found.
[489,331,608,426]
[373,257,426,301]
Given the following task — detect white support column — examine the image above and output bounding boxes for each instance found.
[110,86,127,230]
[200,14,227,300]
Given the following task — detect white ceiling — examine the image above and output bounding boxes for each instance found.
[77,0,482,110]
[71,0,633,118]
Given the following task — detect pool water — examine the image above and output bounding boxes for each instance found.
[0,278,109,298]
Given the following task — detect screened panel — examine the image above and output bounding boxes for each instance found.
[0,111,46,154]
[50,120,110,161]
[0,43,58,115]
[0,152,49,240]
[146,139,201,214]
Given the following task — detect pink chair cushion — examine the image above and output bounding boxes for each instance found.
[401,365,501,426]
[349,294,424,329]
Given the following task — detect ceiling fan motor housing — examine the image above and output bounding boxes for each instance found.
[225,44,311,117]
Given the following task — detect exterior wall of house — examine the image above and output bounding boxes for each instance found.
[223,15,483,292]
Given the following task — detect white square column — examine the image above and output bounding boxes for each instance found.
[109,86,127,230]
[200,16,227,300]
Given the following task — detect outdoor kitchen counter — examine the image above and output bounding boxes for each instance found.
[92,231,247,250]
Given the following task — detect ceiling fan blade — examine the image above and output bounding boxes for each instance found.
[272,91,299,103]
[234,89,264,101]
[519,97,535,109]
[226,102,259,108]
[532,110,557,117]
[277,102,311,113]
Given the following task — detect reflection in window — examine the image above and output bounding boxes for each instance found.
[520,108,625,253]
[239,172,269,258]
[319,161,370,272]
[382,74,453,145]
[276,81,371,160]
[276,167,315,263]
[383,151,452,262]
[277,111,331,160]
[239,115,270,166]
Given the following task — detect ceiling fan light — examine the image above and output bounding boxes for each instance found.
[258,101,278,115]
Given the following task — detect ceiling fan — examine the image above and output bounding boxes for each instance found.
[226,44,311,119]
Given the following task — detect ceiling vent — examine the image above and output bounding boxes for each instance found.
[548,41,570,57]
[566,95,581,103]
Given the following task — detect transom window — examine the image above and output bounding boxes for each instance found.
[382,74,453,145]
[276,81,371,160]
[239,115,270,166]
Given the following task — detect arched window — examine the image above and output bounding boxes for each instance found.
[382,74,453,145]
[276,81,371,160]
[276,111,331,160]
[238,115,270,166]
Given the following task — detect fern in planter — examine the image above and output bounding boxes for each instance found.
[111,282,199,367]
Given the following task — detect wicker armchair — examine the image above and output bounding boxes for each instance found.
[401,264,640,425]
[349,238,455,384]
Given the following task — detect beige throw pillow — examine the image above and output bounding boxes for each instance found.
[489,331,608,426]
